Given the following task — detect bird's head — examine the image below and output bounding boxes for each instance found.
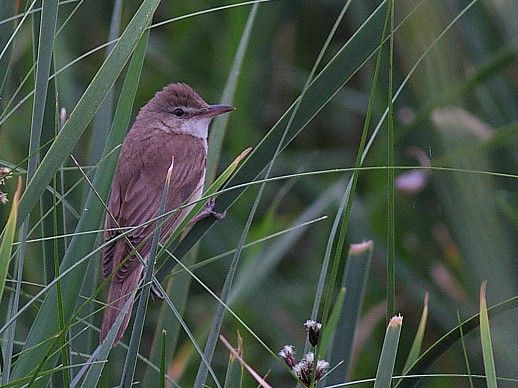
[139,83,234,139]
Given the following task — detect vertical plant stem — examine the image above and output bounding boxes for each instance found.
[386,0,396,321]
[457,310,474,388]
[53,174,70,386]
[160,330,166,388]
[317,1,392,346]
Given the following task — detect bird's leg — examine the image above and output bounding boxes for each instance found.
[190,197,226,224]
[150,280,165,300]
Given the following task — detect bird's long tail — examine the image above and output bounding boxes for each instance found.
[100,266,143,345]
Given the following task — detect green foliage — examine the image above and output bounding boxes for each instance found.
[0,0,516,386]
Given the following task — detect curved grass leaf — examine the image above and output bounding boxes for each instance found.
[0,0,15,94]
[16,0,161,227]
[397,295,518,387]
[403,292,429,373]
[88,0,123,164]
[0,177,22,303]
[205,2,259,185]
[3,0,60,382]
[9,22,153,384]
[155,0,390,283]
[70,298,133,388]
[374,315,403,388]
[479,282,497,388]
[319,287,346,358]
[155,147,252,277]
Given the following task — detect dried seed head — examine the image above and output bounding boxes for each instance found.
[315,359,330,380]
[0,191,8,205]
[0,167,12,186]
[293,352,314,387]
[304,320,322,347]
[278,345,296,368]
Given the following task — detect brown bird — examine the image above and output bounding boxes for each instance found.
[100,83,233,344]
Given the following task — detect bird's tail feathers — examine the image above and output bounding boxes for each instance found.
[100,267,143,345]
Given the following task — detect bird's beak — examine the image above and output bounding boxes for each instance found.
[203,104,235,118]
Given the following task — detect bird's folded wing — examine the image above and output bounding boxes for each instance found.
[102,135,206,281]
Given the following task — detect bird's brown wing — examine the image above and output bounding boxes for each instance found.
[102,133,206,281]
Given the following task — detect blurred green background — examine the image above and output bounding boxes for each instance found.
[0,0,517,386]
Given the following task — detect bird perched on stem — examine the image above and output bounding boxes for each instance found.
[100,83,233,344]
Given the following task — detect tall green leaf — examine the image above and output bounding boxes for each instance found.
[479,282,497,388]
[374,315,403,388]
[0,0,15,95]
[3,0,59,383]
[327,240,374,384]
[16,0,161,226]
[319,287,347,358]
[397,295,518,387]
[205,2,259,185]
[403,292,429,373]
[9,19,154,383]
[0,177,22,303]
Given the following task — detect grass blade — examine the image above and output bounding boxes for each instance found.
[0,177,22,303]
[205,2,259,185]
[160,330,166,388]
[120,157,174,386]
[224,333,243,388]
[220,335,271,388]
[319,287,346,358]
[0,0,15,94]
[479,281,497,388]
[3,0,59,382]
[9,24,152,383]
[312,1,391,357]
[386,0,395,321]
[397,295,518,387]
[457,310,474,388]
[156,0,389,283]
[327,240,374,384]
[374,315,403,388]
[16,0,161,226]
[403,292,429,373]
[88,0,123,164]
[71,298,133,387]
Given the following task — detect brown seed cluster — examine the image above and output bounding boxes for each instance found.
[278,320,329,387]
[0,167,12,205]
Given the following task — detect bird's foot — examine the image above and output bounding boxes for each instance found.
[151,281,165,301]
[191,197,226,224]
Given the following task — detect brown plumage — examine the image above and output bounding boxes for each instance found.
[100,83,233,344]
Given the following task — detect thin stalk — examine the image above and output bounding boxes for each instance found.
[386,0,396,321]
[318,0,391,344]
[456,310,474,388]
[53,174,70,386]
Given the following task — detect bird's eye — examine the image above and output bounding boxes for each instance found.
[173,108,185,117]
